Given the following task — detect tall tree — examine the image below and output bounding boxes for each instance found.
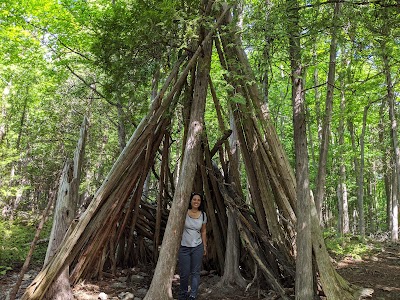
[383,45,399,242]
[314,2,342,224]
[337,61,350,235]
[286,0,313,298]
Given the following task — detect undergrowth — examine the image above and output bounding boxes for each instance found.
[324,229,382,260]
[0,218,52,275]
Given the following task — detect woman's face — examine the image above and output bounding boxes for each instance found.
[191,194,201,209]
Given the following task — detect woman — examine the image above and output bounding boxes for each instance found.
[178,192,207,300]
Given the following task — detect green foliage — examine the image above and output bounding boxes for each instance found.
[0,218,52,274]
[324,230,380,260]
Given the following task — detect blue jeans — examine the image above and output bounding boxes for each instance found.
[178,243,204,300]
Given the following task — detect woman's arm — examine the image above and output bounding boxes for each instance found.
[201,223,207,256]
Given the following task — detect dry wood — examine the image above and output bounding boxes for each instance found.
[154,133,169,260]
[213,164,294,285]
[235,217,289,300]
[200,163,225,272]
[204,137,228,237]
[231,108,268,232]
[144,3,217,298]
[43,116,88,300]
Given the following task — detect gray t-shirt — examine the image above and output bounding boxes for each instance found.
[181,211,207,247]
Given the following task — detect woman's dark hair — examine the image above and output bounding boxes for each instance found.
[188,192,205,211]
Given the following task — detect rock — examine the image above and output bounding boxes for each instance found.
[23,273,32,281]
[98,292,108,300]
[118,292,135,300]
[123,293,135,300]
[136,288,148,296]
[110,281,128,289]
[130,274,145,282]
[118,276,129,282]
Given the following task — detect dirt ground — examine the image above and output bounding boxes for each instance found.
[1,242,400,300]
[335,242,400,300]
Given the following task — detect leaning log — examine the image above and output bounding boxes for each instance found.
[144,2,215,298]
[43,116,88,300]
[21,52,187,300]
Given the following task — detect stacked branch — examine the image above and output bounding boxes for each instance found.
[21,50,193,299]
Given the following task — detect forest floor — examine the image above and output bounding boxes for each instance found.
[1,241,400,300]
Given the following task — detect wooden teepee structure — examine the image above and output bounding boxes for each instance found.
[22,2,366,300]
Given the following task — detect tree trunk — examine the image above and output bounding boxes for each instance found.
[144,3,215,298]
[41,116,88,299]
[358,106,368,239]
[310,196,358,299]
[217,208,246,288]
[154,133,169,261]
[383,47,399,242]
[338,72,349,234]
[348,120,364,237]
[43,161,76,300]
[0,83,10,143]
[204,143,228,260]
[217,106,246,288]
[378,97,392,230]
[287,0,313,298]
[117,98,127,152]
[314,2,341,224]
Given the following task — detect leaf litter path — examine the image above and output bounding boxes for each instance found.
[335,242,400,300]
[1,242,400,300]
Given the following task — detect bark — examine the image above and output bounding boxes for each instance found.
[117,98,127,151]
[217,208,246,288]
[123,131,161,265]
[43,162,76,300]
[216,28,269,234]
[217,180,289,299]
[314,2,341,224]
[217,9,295,269]
[144,3,215,298]
[348,120,364,237]
[0,83,9,143]
[378,97,392,230]
[383,47,399,242]
[203,136,229,262]
[235,211,290,300]
[287,0,313,297]
[204,142,228,238]
[200,162,225,273]
[358,106,368,239]
[338,75,349,234]
[210,78,246,287]
[154,132,169,261]
[310,196,358,299]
